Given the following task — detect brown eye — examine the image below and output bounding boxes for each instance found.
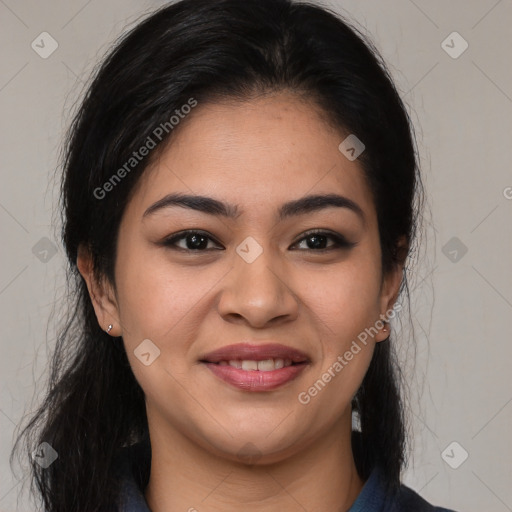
[291,230,356,251]
[162,230,223,251]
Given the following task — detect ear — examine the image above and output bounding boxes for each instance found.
[374,236,407,342]
[76,244,122,337]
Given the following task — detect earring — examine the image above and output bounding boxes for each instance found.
[106,324,113,334]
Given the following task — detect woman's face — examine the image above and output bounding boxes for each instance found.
[83,92,402,463]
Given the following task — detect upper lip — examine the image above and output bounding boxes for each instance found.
[200,343,310,364]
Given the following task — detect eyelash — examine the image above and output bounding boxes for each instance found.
[161,229,356,253]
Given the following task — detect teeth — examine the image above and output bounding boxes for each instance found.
[241,360,258,371]
[257,359,275,371]
[219,358,293,371]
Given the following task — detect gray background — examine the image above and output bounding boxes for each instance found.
[1,0,511,511]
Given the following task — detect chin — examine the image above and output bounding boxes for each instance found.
[195,423,308,466]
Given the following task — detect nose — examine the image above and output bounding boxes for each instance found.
[216,244,299,328]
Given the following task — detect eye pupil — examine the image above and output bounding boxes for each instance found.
[187,233,208,250]
[307,234,328,249]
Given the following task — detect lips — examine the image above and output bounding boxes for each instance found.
[200,343,311,392]
[200,343,310,364]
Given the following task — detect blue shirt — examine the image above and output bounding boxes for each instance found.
[113,437,458,512]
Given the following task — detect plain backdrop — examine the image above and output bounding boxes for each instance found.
[0,1,511,511]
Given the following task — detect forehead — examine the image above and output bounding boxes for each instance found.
[126,92,376,226]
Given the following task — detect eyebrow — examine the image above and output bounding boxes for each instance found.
[143,192,365,224]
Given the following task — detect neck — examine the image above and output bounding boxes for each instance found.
[144,413,365,512]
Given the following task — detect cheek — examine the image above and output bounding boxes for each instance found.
[113,243,231,367]
[304,255,382,342]
[113,245,198,343]
[297,343,373,437]
[296,265,380,425]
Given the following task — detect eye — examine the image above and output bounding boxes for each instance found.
[160,229,356,253]
[290,229,356,252]
[161,230,223,251]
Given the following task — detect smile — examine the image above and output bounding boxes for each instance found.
[217,358,294,370]
[202,361,309,391]
[200,342,311,391]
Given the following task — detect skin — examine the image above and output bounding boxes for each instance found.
[78,91,404,512]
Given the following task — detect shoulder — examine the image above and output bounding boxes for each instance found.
[349,464,460,512]
[393,483,459,512]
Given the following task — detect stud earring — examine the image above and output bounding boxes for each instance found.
[106,324,113,334]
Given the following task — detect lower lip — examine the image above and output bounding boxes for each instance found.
[203,362,308,391]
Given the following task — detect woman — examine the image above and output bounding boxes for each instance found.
[11,0,459,510]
